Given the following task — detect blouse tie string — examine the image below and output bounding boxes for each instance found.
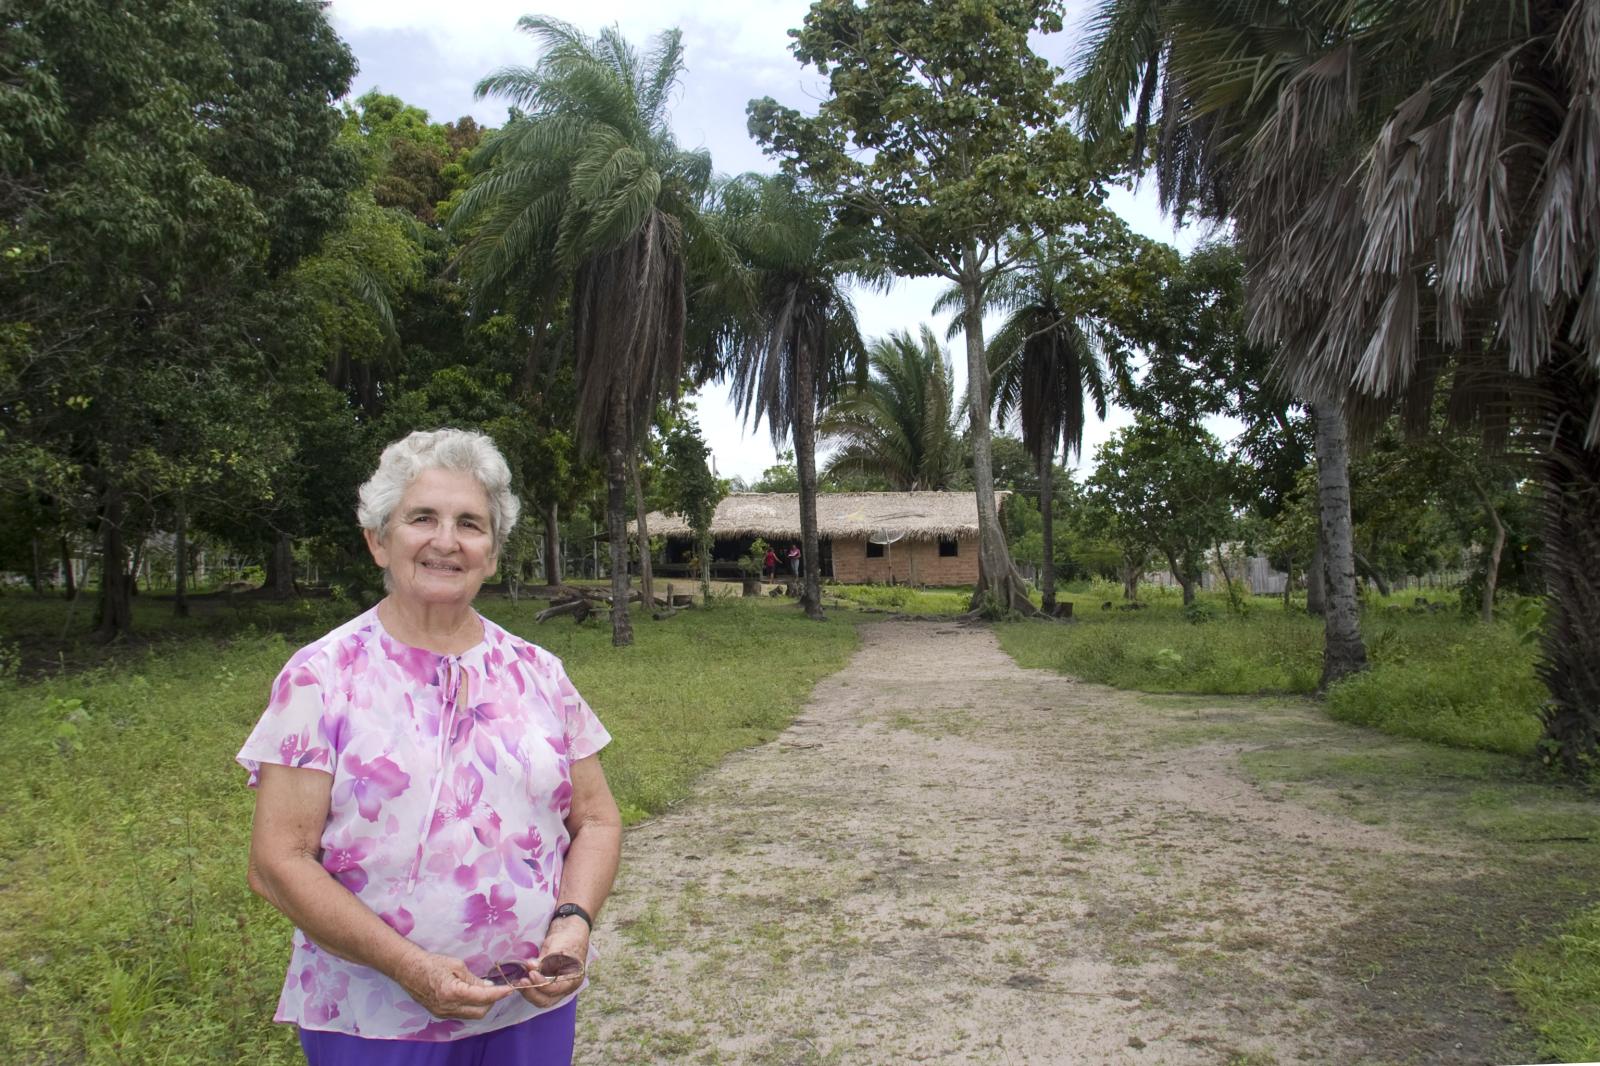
[408,654,464,893]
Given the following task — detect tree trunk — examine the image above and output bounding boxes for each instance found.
[1306,532,1326,615]
[1122,556,1139,602]
[60,535,76,601]
[1313,398,1367,688]
[1353,551,1391,598]
[1481,510,1506,624]
[543,501,562,586]
[129,537,145,596]
[1533,358,1600,773]
[173,493,190,618]
[95,485,133,642]
[959,260,1035,616]
[265,533,295,597]
[629,452,654,609]
[1282,552,1294,609]
[1166,550,1196,606]
[1463,473,1505,624]
[1215,544,1240,608]
[1038,449,1056,612]
[30,535,45,594]
[699,533,712,605]
[605,393,635,647]
[795,337,825,620]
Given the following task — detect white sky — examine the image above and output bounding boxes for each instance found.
[326,0,1204,483]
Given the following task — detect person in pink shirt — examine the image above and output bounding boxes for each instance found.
[239,429,622,1065]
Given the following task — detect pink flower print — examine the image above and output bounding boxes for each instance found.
[332,754,411,822]
[321,830,376,893]
[505,825,548,890]
[298,960,350,1025]
[424,847,501,891]
[429,764,500,850]
[379,906,414,937]
[462,883,519,936]
[277,729,328,770]
[334,638,369,676]
[391,644,441,687]
[448,696,512,772]
[410,1019,467,1042]
[548,775,573,816]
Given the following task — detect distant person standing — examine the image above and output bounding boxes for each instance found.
[763,547,778,580]
[786,544,801,577]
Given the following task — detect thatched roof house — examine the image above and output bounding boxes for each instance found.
[638,492,1004,585]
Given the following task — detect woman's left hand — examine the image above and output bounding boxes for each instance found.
[518,919,590,1008]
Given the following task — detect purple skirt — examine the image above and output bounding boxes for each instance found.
[298,999,577,1066]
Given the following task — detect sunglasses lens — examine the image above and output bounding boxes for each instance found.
[538,954,583,980]
[488,962,533,986]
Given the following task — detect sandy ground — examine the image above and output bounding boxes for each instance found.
[575,621,1572,1066]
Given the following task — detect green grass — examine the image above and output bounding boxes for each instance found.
[822,583,974,615]
[995,585,1544,757]
[1509,902,1600,1062]
[0,595,858,1065]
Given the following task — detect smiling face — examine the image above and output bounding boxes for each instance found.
[364,467,497,609]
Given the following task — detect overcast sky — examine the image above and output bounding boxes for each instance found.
[325,1,1203,483]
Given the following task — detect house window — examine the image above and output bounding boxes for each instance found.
[866,541,884,558]
[938,536,959,557]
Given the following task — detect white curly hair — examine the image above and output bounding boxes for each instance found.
[356,429,520,554]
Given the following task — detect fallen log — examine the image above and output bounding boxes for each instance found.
[536,598,591,624]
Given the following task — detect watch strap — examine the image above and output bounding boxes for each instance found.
[551,902,593,930]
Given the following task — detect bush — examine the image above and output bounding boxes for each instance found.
[1324,624,1544,755]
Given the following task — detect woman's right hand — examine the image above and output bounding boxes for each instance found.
[396,950,517,1020]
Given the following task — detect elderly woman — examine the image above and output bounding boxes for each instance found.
[238,428,621,1066]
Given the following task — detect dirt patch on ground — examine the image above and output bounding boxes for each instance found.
[577,621,1594,1065]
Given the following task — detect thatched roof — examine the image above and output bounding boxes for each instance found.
[637,491,1005,542]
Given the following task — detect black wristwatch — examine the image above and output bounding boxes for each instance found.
[551,902,593,931]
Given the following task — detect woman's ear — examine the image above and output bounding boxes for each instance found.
[363,526,390,570]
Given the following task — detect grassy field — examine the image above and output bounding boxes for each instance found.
[0,594,858,1065]
[995,582,1546,757]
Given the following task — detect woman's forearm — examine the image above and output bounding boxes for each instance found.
[556,820,622,920]
[249,852,423,979]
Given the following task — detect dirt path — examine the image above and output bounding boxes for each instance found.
[578,621,1591,1065]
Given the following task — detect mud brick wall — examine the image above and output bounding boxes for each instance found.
[829,536,979,585]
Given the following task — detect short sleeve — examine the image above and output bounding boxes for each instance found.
[236,653,337,787]
[550,657,611,762]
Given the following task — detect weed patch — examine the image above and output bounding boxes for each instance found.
[1509,902,1600,1062]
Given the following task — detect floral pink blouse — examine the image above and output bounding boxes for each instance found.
[236,607,611,1041]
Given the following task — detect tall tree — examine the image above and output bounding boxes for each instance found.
[750,0,1100,615]
[982,235,1110,612]
[818,327,965,492]
[714,173,879,620]
[0,0,359,639]
[1079,0,1368,682]
[1084,0,1600,766]
[454,17,723,646]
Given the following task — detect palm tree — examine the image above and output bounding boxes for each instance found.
[712,173,882,620]
[452,17,722,646]
[1080,1,1600,768]
[819,327,964,492]
[983,235,1109,612]
[1079,1,1369,688]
